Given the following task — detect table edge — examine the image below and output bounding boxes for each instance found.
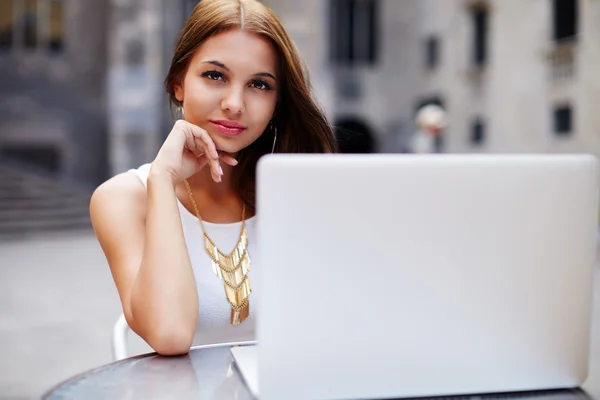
[40,340,257,399]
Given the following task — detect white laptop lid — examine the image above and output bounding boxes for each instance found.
[231,346,259,397]
[254,154,597,400]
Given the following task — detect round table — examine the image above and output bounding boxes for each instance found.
[42,341,596,400]
[42,341,257,400]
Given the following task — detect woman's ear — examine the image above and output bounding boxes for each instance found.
[174,83,184,103]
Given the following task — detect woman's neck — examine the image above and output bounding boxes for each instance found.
[187,163,237,200]
[178,163,247,223]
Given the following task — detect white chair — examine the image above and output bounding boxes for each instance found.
[111,313,131,361]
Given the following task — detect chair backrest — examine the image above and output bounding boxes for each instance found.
[111,313,130,361]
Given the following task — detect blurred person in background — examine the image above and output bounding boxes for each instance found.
[409,104,447,154]
[90,0,337,356]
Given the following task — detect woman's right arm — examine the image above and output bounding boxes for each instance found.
[90,169,199,355]
[90,120,234,355]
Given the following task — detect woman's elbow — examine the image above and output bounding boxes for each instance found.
[148,329,194,356]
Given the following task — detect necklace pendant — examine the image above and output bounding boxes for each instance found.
[202,224,252,326]
[231,301,250,325]
[211,260,223,279]
[224,277,252,304]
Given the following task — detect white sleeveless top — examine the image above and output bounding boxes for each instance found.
[129,163,257,346]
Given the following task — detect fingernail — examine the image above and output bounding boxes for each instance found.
[232,158,238,165]
[219,166,223,175]
[212,149,219,158]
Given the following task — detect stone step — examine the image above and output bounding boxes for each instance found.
[0,184,92,195]
[0,205,91,222]
[0,161,95,238]
[0,215,92,236]
[0,181,79,190]
[0,194,91,208]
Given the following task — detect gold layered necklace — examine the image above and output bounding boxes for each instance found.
[183,179,252,325]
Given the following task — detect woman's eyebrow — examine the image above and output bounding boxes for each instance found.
[253,72,276,81]
[202,60,229,70]
[202,60,276,81]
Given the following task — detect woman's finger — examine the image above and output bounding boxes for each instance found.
[193,134,222,182]
[184,122,222,182]
[219,153,238,167]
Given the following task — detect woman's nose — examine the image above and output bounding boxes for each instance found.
[221,87,245,115]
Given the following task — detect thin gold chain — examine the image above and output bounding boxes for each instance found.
[223,274,249,291]
[183,179,251,326]
[183,179,246,243]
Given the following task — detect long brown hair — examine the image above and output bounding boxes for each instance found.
[164,0,337,213]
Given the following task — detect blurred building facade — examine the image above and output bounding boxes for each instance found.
[408,0,600,155]
[1,0,599,188]
[0,0,199,186]
[0,0,109,185]
[271,0,600,156]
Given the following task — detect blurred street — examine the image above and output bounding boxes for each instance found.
[0,231,154,400]
[0,231,599,399]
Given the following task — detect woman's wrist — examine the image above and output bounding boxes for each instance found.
[148,162,178,189]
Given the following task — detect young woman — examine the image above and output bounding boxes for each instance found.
[90,0,337,356]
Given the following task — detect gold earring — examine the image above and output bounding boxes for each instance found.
[271,126,277,154]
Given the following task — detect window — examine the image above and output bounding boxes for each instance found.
[470,119,485,146]
[1,144,61,172]
[0,0,66,53]
[125,39,145,66]
[553,105,572,136]
[330,0,379,66]
[425,35,439,69]
[0,0,13,50]
[23,0,37,48]
[48,0,64,52]
[470,5,488,67]
[553,0,577,42]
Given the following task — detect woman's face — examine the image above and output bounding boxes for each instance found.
[175,30,279,154]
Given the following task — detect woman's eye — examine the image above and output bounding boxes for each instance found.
[202,71,224,81]
[250,80,272,91]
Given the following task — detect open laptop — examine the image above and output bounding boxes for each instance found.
[231,154,598,400]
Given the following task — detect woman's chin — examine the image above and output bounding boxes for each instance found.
[214,140,244,155]
[214,136,258,155]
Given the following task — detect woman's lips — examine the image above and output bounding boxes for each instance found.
[210,120,247,136]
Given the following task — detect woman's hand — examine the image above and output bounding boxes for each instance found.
[151,119,237,184]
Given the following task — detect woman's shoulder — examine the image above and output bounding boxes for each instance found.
[90,165,150,222]
[96,163,151,197]
[127,163,153,188]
